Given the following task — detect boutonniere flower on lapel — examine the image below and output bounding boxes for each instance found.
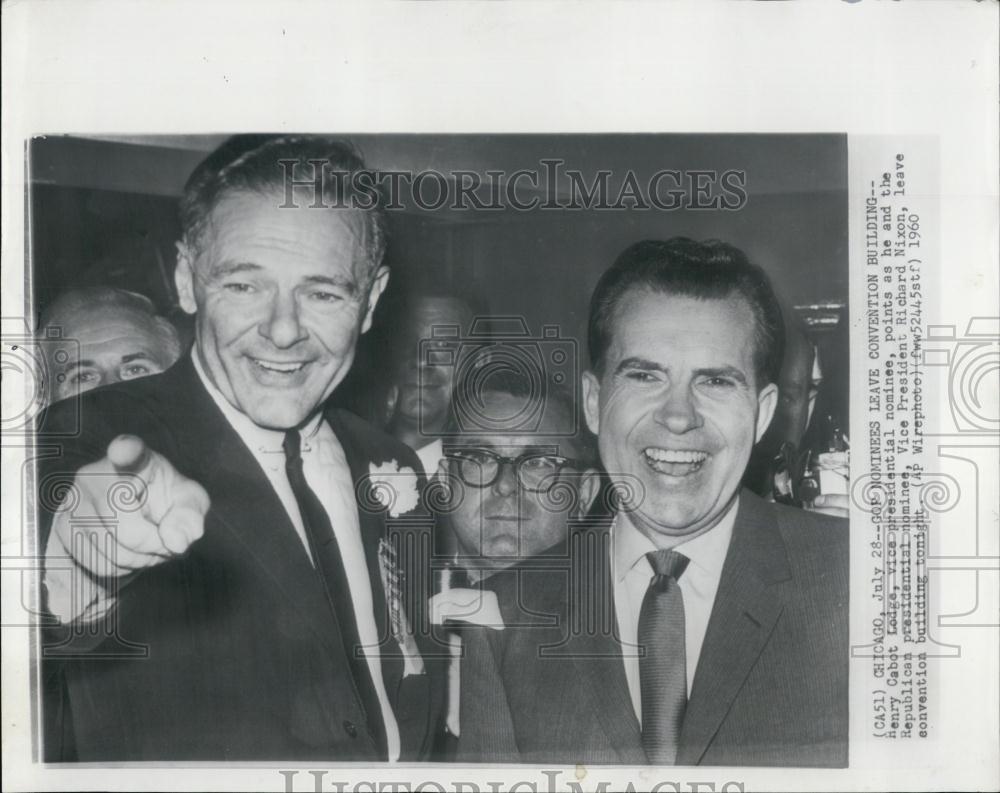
[367,459,420,518]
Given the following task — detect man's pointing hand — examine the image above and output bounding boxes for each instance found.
[50,434,210,580]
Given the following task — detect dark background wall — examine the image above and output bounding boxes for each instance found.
[28,133,848,423]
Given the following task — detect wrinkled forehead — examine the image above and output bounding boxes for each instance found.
[609,289,758,360]
[197,187,372,279]
[613,286,755,333]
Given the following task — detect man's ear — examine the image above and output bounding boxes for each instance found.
[582,370,601,436]
[361,266,390,334]
[575,468,602,518]
[174,241,198,315]
[434,457,450,486]
[755,382,780,442]
[434,457,458,507]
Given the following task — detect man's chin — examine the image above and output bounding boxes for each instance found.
[239,398,314,431]
[631,502,713,539]
[484,537,521,558]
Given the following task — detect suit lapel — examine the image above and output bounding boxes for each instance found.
[163,357,344,660]
[325,409,439,760]
[324,410,405,694]
[565,504,647,764]
[324,409,390,641]
[677,491,792,765]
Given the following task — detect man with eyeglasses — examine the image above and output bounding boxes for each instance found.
[434,370,600,579]
[429,367,600,753]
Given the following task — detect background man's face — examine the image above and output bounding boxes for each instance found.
[46,307,179,403]
[583,290,777,545]
[176,190,387,430]
[445,391,594,563]
[393,297,469,430]
[771,323,816,447]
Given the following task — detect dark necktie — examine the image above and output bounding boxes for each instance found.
[638,549,690,765]
[283,429,387,757]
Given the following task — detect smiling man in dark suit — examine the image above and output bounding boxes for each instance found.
[459,238,848,767]
[39,136,443,761]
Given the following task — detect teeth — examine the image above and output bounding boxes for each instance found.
[253,359,306,373]
[644,448,708,464]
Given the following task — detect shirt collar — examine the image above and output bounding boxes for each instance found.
[191,347,323,455]
[613,495,739,583]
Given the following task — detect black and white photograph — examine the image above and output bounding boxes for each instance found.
[29,132,850,767]
[2,3,997,793]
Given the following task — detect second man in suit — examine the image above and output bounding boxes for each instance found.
[458,238,849,767]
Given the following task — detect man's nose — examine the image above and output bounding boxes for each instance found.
[652,385,703,435]
[491,460,519,497]
[259,293,307,348]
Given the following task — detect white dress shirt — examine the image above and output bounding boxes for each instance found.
[414,438,445,480]
[192,354,402,760]
[612,498,737,725]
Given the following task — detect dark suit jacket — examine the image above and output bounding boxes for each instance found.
[38,355,445,762]
[458,489,848,767]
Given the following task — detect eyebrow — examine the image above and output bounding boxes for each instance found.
[613,357,666,376]
[446,443,562,455]
[63,359,97,374]
[303,274,359,298]
[209,261,262,278]
[614,357,749,386]
[120,352,157,364]
[694,366,749,386]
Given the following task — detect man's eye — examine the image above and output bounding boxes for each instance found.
[222,282,255,295]
[121,363,152,379]
[625,370,658,383]
[71,371,99,385]
[520,455,563,470]
[308,289,346,304]
[702,376,736,388]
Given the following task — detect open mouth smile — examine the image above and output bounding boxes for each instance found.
[248,357,311,380]
[642,447,709,477]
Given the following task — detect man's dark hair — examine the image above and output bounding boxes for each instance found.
[179,134,389,280]
[587,237,785,387]
[449,365,597,467]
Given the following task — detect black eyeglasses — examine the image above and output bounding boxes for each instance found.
[444,447,583,493]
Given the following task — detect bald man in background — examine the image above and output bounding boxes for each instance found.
[39,286,182,405]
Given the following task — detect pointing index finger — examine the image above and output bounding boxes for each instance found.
[107,435,151,475]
